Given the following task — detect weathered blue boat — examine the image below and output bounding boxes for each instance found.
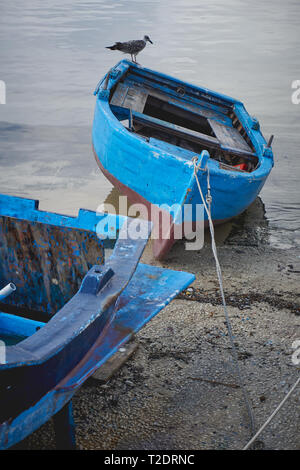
[92,60,274,258]
[0,194,195,449]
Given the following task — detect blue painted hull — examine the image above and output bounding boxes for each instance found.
[92,60,274,258]
[0,194,195,448]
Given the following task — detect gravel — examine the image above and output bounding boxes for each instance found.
[16,218,300,450]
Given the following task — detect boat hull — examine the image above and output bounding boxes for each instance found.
[0,194,195,448]
[93,147,231,258]
[92,60,273,258]
[0,262,194,449]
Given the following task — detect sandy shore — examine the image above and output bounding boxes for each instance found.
[17,202,300,450]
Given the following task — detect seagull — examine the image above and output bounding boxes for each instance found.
[106,35,153,63]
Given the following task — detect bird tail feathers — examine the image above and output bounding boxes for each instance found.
[105,43,121,50]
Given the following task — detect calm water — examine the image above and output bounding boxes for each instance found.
[0,0,299,250]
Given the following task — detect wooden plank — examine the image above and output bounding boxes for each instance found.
[110,83,129,107]
[0,217,105,317]
[149,137,196,161]
[145,95,212,132]
[219,162,248,172]
[134,111,256,160]
[123,87,148,113]
[110,83,148,113]
[208,119,253,154]
[92,341,139,383]
[220,147,255,160]
[132,110,220,149]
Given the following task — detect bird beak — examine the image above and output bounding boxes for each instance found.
[148,38,153,44]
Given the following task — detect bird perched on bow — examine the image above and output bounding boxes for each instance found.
[106,35,153,63]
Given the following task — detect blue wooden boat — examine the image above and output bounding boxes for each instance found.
[0,194,195,449]
[92,60,274,258]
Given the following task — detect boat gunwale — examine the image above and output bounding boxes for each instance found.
[94,92,272,182]
[95,60,273,179]
[0,216,152,370]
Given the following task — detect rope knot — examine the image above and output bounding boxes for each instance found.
[192,154,208,173]
[206,194,212,205]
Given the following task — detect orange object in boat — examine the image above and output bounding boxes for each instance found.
[234,163,248,171]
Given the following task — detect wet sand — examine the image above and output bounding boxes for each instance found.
[17,199,300,451]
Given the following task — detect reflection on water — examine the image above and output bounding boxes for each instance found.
[0,0,299,250]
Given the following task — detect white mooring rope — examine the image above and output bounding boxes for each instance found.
[192,157,300,450]
[243,376,300,450]
[192,157,256,438]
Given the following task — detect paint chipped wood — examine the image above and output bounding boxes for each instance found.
[208,119,253,154]
[92,341,139,383]
[111,83,148,113]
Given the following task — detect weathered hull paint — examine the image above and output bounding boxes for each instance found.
[0,195,195,449]
[0,193,128,318]
[94,148,229,258]
[0,263,194,449]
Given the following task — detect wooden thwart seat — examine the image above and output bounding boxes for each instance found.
[208,119,253,154]
[132,110,219,147]
[110,83,148,113]
[132,111,255,159]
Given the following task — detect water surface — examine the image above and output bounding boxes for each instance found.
[0,0,299,249]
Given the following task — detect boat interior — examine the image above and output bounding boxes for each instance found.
[0,215,104,346]
[109,68,259,172]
